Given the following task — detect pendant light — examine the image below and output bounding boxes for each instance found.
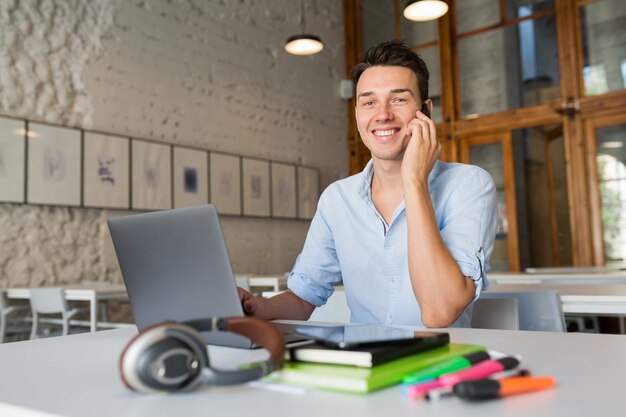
[285,1,324,56]
[403,0,449,22]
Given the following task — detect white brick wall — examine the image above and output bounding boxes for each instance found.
[0,0,347,287]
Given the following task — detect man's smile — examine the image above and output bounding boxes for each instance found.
[372,127,402,141]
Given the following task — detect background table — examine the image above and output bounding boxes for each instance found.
[0,324,624,417]
[6,284,128,332]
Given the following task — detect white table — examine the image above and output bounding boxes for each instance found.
[249,276,287,291]
[488,271,626,285]
[6,284,128,332]
[0,324,624,417]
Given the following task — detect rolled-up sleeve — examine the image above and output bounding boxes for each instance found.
[288,187,343,307]
[439,167,498,301]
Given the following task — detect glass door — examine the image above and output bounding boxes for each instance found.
[586,114,626,268]
[460,133,520,271]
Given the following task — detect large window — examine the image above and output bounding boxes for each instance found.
[580,0,626,96]
[456,0,559,117]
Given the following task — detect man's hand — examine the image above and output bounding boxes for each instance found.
[237,287,316,321]
[401,110,440,187]
[237,287,266,317]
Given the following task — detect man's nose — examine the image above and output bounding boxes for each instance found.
[375,102,393,122]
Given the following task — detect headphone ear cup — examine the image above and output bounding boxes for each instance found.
[120,324,209,393]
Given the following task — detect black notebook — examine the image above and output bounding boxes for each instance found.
[285,331,449,368]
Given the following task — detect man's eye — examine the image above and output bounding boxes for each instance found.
[362,101,375,107]
[393,98,407,104]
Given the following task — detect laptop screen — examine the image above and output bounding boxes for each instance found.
[108,204,251,347]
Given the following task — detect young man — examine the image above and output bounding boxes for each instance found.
[238,40,498,328]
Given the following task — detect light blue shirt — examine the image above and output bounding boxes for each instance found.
[288,160,498,328]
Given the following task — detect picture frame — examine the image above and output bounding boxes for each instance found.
[209,153,241,215]
[27,122,81,206]
[297,166,320,220]
[0,116,26,203]
[83,132,130,209]
[131,139,172,211]
[173,146,208,208]
[271,162,296,219]
[242,158,270,217]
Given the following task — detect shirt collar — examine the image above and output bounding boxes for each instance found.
[358,159,374,201]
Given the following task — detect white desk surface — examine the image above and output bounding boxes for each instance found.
[487,282,626,315]
[488,271,626,285]
[1,325,624,417]
[6,284,128,300]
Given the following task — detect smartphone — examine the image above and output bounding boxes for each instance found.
[294,324,449,349]
[421,103,431,118]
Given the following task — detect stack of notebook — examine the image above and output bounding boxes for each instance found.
[270,329,486,394]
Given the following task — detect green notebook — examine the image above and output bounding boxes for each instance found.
[270,343,486,394]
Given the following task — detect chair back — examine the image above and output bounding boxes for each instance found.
[29,288,68,314]
[480,291,566,332]
[471,297,519,330]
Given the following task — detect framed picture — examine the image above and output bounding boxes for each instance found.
[27,122,81,206]
[297,166,320,220]
[131,139,171,210]
[242,158,270,217]
[271,162,296,218]
[83,132,130,209]
[173,146,208,208]
[0,116,26,203]
[209,153,241,215]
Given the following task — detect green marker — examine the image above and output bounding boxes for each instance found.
[402,351,490,385]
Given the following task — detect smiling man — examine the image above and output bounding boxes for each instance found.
[238,40,498,328]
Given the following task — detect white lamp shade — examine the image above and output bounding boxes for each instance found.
[285,35,324,56]
[403,0,449,22]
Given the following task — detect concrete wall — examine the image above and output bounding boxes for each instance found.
[0,0,347,288]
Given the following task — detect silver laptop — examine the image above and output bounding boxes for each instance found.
[108,204,308,348]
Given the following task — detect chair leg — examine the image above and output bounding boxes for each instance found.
[62,313,69,336]
[0,314,6,343]
[30,312,39,340]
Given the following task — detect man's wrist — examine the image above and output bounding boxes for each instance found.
[403,176,429,193]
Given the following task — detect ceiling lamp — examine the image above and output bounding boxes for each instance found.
[403,0,449,22]
[601,141,623,149]
[285,1,324,56]
[285,35,324,56]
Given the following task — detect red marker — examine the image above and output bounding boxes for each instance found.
[453,376,556,400]
[437,357,519,387]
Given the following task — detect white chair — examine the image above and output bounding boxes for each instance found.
[1,290,31,343]
[234,273,252,291]
[479,291,566,332]
[471,297,519,330]
[29,288,89,339]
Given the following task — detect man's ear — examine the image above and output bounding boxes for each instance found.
[421,99,433,119]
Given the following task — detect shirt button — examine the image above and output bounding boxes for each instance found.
[391,277,396,283]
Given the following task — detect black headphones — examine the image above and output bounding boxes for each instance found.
[119,316,284,394]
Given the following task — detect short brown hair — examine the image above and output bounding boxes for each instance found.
[352,40,429,102]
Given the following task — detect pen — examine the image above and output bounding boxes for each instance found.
[424,369,531,401]
[453,376,555,400]
[402,351,490,385]
[406,357,519,399]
